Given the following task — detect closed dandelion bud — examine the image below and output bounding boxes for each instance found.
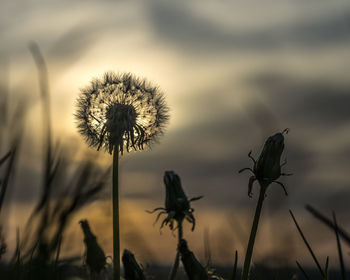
[148,171,202,231]
[179,239,208,280]
[254,132,285,183]
[164,171,190,219]
[79,219,106,274]
[122,249,146,280]
[239,129,290,197]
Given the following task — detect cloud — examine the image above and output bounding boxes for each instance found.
[248,72,350,126]
[146,0,350,52]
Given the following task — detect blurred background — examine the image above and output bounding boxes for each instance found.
[1,0,350,271]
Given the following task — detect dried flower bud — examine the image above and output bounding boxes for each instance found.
[164,171,190,219]
[148,171,203,231]
[254,131,285,183]
[122,249,146,280]
[239,129,291,197]
[179,239,208,280]
[79,219,106,274]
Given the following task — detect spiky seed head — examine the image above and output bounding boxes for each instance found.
[75,72,169,154]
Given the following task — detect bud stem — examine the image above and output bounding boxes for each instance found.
[113,146,120,280]
[168,220,183,280]
[241,181,267,280]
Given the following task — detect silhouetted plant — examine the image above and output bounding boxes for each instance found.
[231,250,238,280]
[306,205,350,246]
[179,239,208,280]
[75,72,169,280]
[290,210,329,280]
[80,219,107,279]
[295,206,349,280]
[0,226,6,260]
[239,129,290,280]
[122,249,146,280]
[148,171,202,280]
[332,212,346,280]
[0,44,109,280]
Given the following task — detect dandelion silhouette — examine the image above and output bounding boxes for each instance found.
[239,129,291,280]
[76,72,169,154]
[75,72,169,280]
[148,171,202,280]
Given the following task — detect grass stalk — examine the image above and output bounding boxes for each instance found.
[241,182,267,280]
[324,256,329,280]
[306,205,350,245]
[231,250,238,280]
[333,212,346,280]
[168,220,183,280]
[296,261,310,280]
[289,210,325,279]
[113,146,120,280]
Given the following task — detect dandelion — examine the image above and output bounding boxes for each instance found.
[148,171,202,280]
[238,129,291,280]
[75,72,169,280]
[75,72,169,155]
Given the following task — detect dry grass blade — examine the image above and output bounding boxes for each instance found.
[306,205,350,246]
[0,145,17,212]
[204,228,211,268]
[0,151,11,167]
[296,261,310,280]
[333,212,346,280]
[324,256,329,280]
[231,250,238,280]
[289,210,325,278]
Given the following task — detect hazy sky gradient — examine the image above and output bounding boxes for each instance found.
[1,0,350,267]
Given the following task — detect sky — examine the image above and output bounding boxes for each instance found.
[1,0,350,268]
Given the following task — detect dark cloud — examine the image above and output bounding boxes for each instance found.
[146,1,350,52]
[248,72,350,126]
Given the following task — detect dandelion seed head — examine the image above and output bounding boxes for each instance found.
[75,72,169,154]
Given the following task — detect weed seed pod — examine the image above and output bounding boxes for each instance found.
[75,72,169,154]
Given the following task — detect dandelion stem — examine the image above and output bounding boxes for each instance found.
[113,146,120,280]
[241,182,267,280]
[168,220,183,280]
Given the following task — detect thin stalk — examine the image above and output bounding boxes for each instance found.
[241,182,267,280]
[113,146,120,280]
[324,256,329,280]
[306,205,350,245]
[54,237,62,280]
[231,250,238,280]
[333,212,346,280]
[168,220,183,280]
[289,210,325,278]
[296,261,310,280]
